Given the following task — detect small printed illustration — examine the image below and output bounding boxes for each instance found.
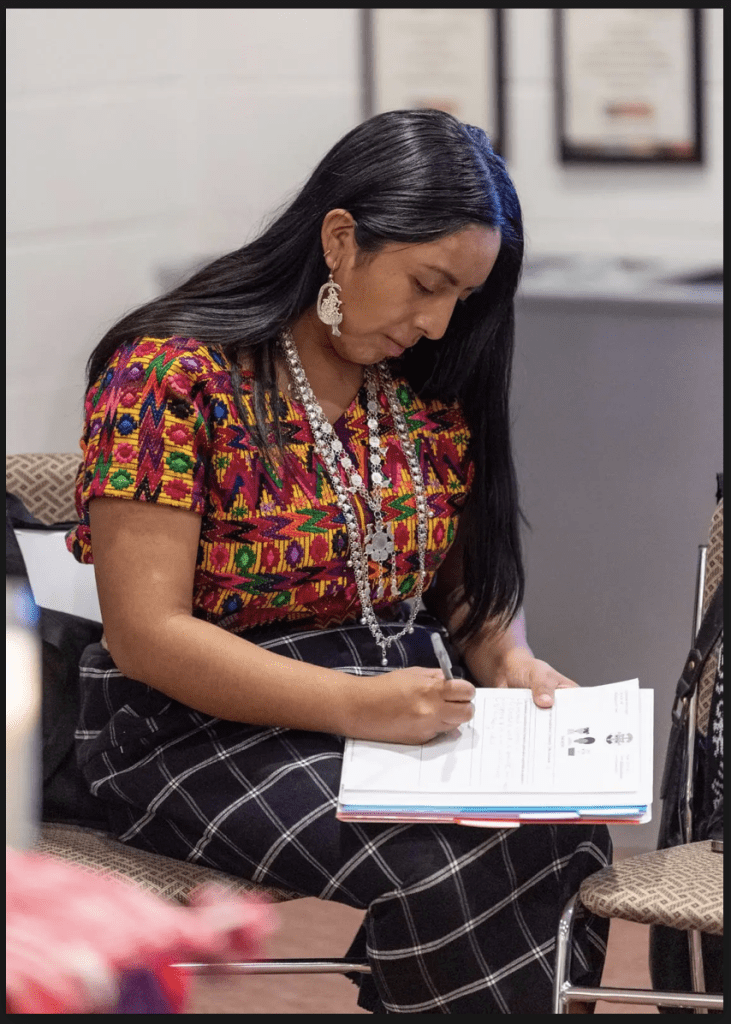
[566,726,596,755]
[606,732,633,745]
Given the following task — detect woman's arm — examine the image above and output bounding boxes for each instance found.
[426,519,577,707]
[89,497,475,743]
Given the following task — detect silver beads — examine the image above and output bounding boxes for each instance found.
[280,329,431,659]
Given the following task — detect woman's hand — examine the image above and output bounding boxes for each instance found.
[491,647,578,708]
[343,667,476,745]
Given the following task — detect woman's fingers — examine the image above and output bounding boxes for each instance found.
[443,678,477,702]
[440,697,475,730]
[532,667,578,707]
[435,677,476,733]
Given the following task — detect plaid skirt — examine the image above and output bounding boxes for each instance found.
[75,610,612,1014]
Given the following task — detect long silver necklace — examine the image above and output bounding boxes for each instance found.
[280,328,432,665]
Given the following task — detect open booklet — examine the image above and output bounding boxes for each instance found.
[337,679,653,828]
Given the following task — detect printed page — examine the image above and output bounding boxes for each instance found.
[341,679,641,796]
[339,689,653,814]
[550,679,640,791]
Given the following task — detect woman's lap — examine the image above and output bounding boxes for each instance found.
[76,641,612,1011]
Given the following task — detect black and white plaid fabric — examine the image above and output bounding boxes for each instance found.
[75,610,612,1014]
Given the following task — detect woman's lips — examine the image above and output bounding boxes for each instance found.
[384,336,407,357]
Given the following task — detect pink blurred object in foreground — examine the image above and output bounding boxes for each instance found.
[6,846,276,1013]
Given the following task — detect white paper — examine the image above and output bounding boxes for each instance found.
[343,680,641,796]
[340,690,653,816]
[14,529,102,623]
[335,684,651,819]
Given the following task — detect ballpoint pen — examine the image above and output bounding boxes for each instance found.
[430,632,454,681]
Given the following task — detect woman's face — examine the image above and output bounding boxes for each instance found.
[317,211,502,366]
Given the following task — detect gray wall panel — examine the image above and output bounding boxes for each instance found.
[511,297,723,851]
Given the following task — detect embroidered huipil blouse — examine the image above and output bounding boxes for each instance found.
[67,336,474,632]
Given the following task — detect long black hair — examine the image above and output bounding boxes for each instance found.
[85,108,526,644]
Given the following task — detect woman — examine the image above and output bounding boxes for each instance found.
[68,109,611,1013]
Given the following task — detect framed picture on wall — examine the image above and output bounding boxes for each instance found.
[362,9,505,158]
[554,9,704,164]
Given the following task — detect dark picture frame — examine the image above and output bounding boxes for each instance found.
[554,9,704,164]
[361,9,506,158]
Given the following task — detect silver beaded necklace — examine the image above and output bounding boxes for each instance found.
[280,328,432,665]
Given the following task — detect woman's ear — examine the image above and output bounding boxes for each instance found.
[321,209,357,268]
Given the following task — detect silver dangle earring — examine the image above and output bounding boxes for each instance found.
[316,250,343,337]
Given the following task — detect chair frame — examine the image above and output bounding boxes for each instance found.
[171,958,371,977]
[553,894,722,1012]
[552,543,723,1013]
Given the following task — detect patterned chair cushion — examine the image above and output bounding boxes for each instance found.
[35,822,303,905]
[6,452,81,525]
[579,840,723,935]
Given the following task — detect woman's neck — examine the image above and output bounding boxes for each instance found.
[286,309,365,425]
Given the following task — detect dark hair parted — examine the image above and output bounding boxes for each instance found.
[85,108,526,644]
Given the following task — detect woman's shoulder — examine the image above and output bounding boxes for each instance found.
[122,334,230,370]
[93,335,234,394]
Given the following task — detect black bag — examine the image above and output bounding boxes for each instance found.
[649,483,724,1010]
[6,492,109,828]
[654,581,724,850]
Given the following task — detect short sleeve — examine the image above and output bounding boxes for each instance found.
[67,336,217,562]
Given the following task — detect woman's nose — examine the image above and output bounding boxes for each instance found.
[415,299,457,341]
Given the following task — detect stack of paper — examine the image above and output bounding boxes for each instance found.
[337,679,653,828]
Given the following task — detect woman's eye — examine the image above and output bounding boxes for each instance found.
[414,280,434,295]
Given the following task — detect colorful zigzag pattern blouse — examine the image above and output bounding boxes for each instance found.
[67,336,475,632]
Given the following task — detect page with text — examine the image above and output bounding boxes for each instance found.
[341,679,641,796]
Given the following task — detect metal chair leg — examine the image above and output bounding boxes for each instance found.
[688,929,708,1014]
[553,893,579,1013]
[170,957,372,976]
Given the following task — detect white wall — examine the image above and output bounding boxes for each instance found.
[6,8,723,456]
[6,9,360,454]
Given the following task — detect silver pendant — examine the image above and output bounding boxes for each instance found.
[316,277,343,337]
[364,522,394,564]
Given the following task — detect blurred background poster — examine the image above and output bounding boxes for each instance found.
[363,9,504,155]
[556,8,703,163]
